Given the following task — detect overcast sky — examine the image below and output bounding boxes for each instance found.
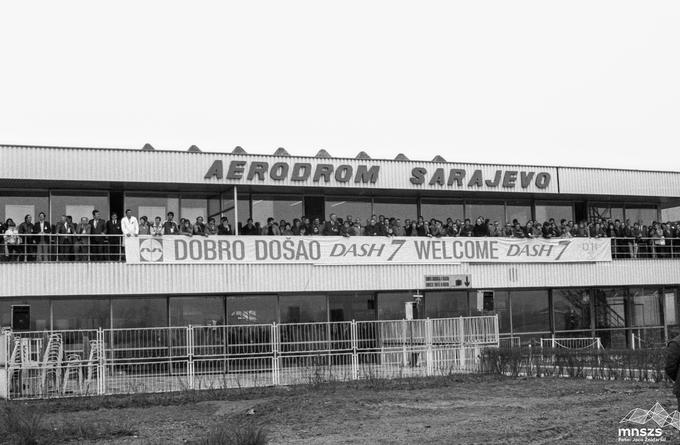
[1,1,679,170]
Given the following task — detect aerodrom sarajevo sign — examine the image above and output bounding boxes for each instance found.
[126,236,611,265]
[203,159,553,190]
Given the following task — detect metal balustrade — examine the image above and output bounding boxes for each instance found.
[0,315,499,400]
[2,234,680,262]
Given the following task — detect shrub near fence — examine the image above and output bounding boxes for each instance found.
[480,346,668,382]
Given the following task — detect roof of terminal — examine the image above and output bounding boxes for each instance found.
[0,143,677,174]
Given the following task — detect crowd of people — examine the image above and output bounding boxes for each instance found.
[2,208,679,261]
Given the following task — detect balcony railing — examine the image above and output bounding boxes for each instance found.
[1,234,680,262]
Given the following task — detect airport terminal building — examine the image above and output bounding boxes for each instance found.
[1,144,680,349]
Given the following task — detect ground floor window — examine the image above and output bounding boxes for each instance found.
[170,296,224,326]
[53,298,110,330]
[226,295,277,324]
[424,291,468,318]
[329,293,376,321]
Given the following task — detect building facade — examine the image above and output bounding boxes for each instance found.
[1,144,679,349]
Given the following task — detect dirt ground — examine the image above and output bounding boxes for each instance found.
[26,375,680,444]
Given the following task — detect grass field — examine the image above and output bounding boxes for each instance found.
[2,375,679,444]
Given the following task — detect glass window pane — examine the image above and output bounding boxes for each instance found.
[280,294,326,323]
[0,299,50,331]
[626,207,658,225]
[227,295,277,324]
[629,288,661,327]
[373,198,417,222]
[378,292,416,320]
[326,198,372,224]
[329,293,376,321]
[506,203,532,225]
[125,193,179,222]
[425,291,468,318]
[169,297,225,326]
[465,203,504,224]
[662,206,680,222]
[419,200,464,223]
[553,289,591,331]
[222,193,250,228]
[594,288,626,329]
[112,298,168,328]
[535,202,573,223]
[589,203,623,223]
[0,193,49,225]
[251,195,304,227]
[511,290,549,333]
[489,291,510,333]
[53,299,110,330]
[50,193,109,225]
[181,197,208,223]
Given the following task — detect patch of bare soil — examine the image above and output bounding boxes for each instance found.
[38,376,680,444]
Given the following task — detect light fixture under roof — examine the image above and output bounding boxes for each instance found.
[273,147,290,157]
[141,143,155,151]
[432,155,447,162]
[355,151,371,160]
[394,153,409,161]
[188,145,201,152]
[315,149,332,158]
[232,146,247,154]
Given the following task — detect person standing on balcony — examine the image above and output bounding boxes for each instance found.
[3,219,21,261]
[122,209,139,238]
[138,216,150,235]
[217,216,233,235]
[89,209,107,261]
[56,214,75,261]
[74,217,91,261]
[106,212,123,261]
[18,214,34,261]
[32,212,51,262]
[162,212,179,235]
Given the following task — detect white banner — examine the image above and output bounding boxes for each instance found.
[125,236,612,265]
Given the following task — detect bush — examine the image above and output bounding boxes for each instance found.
[194,423,268,445]
[480,346,669,381]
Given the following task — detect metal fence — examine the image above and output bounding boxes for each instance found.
[3,234,680,263]
[0,315,499,400]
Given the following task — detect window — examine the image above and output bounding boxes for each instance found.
[50,192,109,225]
[594,288,626,329]
[373,198,417,222]
[0,299,50,331]
[251,195,304,226]
[662,206,680,222]
[170,297,225,326]
[625,207,658,225]
[0,192,49,225]
[53,298,110,330]
[181,197,209,223]
[511,290,549,333]
[465,202,504,224]
[378,292,416,320]
[112,298,168,328]
[589,203,623,222]
[221,192,251,227]
[125,193,179,222]
[535,202,573,223]
[506,202,532,225]
[325,198,372,223]
[629,288,662,327]
[553,289,591,331]
[279,294,327,323]
[425,291,468,318]
[329,293,376,321]
[490,291,511,333]
[419,200,464,222]
[227,295,277,324]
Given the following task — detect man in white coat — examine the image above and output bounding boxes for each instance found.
[122,209,139,237]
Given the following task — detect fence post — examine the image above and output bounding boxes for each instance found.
[457,317,465,371]
[351,320,358,380]
[401,319,408,367]
[186,325,194,390]
[271,323,279,386]
[97,328,105,395]
[425,318,433,377]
